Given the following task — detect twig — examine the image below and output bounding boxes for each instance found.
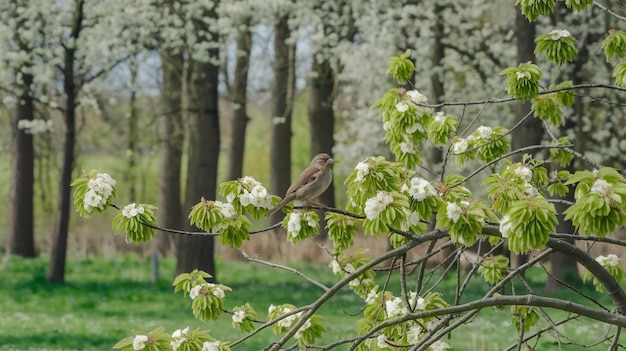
[239,248,329,292]
[418,83,626,109]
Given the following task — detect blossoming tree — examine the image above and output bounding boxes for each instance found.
[71,1,626,350]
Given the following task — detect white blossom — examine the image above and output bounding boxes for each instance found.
[122,203,144,218]
[17,119,53,134]
[549,29,571,40]
[452,138,468,154]
[212,285,225,299]
[406,89,427,104]
[287,212,302,238]
[364,191,394,220]
[500,215,513,239]
[377,334,390,349]
[399,138,416,154]
[295,316,312,340]
[215,201,236,219]
[395,102,409,112]
[516,71,526,80]
[433,111,446,124]
[402,177,436,201]
[330,260,342,275]
[515,166,533,183]
[407,325,422,344]
[596,254,620,268]
[476,126,493,139]
[201,341,221,351]
[171,327,189,351]
[365,289,379,305]
[132,335,149,350]
[83,190,103,212]
[189,284,204,300]
[430,340,451,351]
[446,202,462,223]
[385,297,407,317]
[590,179,612,196]
[82,172,116,212]
[232,310,246,324]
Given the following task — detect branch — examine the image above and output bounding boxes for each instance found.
[546,237,626,314]
[265,229,449,351]
[594,1,626,22]
[239,248,330,292]
[419,83,626,109]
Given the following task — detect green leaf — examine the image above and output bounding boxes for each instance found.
[602,30,626,63]
[564,0,593,11]
[387,50,415,83]
[500,62,542,101]
[515,0,555,22]
[612,62,626,87]
[534,30,578,66]
[532,93,563,127]
[326,213,360,254]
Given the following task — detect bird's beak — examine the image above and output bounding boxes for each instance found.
[328,158,335,165]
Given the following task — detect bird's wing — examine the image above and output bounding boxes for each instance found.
[286,167,321,195]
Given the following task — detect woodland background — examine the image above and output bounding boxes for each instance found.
[1,0,625,287]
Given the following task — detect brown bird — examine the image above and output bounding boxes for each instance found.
[267,153,335,216]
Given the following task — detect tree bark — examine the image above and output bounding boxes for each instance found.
[307,57,336,236]
[8,72,36,257]
[156,51,185,256]
[47,0,84,283]
[427,3,446,167]
[510,10,540,270]
[127,56,139,202]
[545,11,593,292]
[227,23,252,181]
[270,15,296,223]
[176,53,220,280]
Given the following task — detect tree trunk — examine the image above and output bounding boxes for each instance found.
[176,56,220,280]
[227,23,252,181]
[8,72,36,257]
[510,10,540,270]
[47,0,84,283]
[545,11,592,292]
[156,51,185,256]
[127,56,139,202]
[307,57,336,237]
[270,15,296,223]
[427,3,446,168]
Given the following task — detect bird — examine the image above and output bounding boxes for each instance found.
[267,153,335,217]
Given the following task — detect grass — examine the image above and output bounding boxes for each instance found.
[1,254,623,351]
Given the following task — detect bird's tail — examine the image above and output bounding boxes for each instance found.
[267,196,291,217]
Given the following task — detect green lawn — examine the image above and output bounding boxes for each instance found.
[1,255,623,350]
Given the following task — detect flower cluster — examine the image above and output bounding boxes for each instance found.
[535,29,578,66]
[233,176,273,209]
[83,172,116,213]
[201,341,222,351]
[132,335,148,350]
[364,191,394,220]
[122,203,145,218]
[220,176,275,220]
[354,159,372,182]
[402,177,436,201]
[268,304,325,347]
[445,202,463,223]
[564,168,626,237]
[189,283,226,300]
[596,254,620,268]
[284,210,319,243]
[183,281,231,322]
[17,118,53,134]
[171,327,189,350]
